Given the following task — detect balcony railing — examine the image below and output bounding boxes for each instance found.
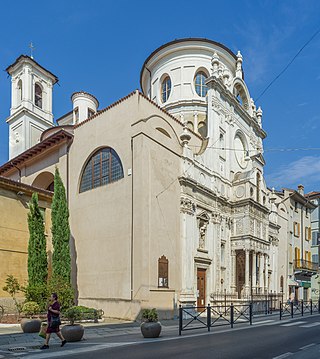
[294,259,318,272]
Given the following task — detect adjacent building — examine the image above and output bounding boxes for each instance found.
[271,186,317,302]
[0,177,52,308]
[305,191,320,300]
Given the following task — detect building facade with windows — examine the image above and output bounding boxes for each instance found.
[305,191,320,300]
[270,186,317,302]
[1,39,284,319]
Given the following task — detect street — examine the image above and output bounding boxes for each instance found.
[14,315,320,359]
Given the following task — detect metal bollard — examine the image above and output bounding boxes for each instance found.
[230,303,234,329]
[179,305,182,336]
[207,304,211,332]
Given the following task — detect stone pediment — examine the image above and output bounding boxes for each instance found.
[251,153,265,166]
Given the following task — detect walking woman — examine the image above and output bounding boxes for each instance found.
[40,293,67,349]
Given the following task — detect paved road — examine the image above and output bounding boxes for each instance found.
[29,316,320,359]
[1,315,320,358]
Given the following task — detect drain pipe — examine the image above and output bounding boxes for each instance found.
[130,137,134,301]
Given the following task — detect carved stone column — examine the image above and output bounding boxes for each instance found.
[264,254,268,293]
[245,250,250,295]
[259,253,264,294]
[231,249,236,293]
[252,251,256,294]
[258,253,264,293]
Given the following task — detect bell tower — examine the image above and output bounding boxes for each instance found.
[6,55,58,159]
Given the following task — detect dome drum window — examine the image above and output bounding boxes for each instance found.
[80,148,124,193]
[161,76,171,103]
[194,71,208,97]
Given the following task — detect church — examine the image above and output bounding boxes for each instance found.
[0,38,283,319]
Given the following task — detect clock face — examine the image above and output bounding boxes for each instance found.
[234,134,247,168]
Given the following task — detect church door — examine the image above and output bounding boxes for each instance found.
[197,268,206,309]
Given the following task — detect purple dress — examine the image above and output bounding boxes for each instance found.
[46,301,60,333]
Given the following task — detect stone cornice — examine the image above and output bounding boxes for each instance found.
[232,198,270,215]
[179,176,229,206]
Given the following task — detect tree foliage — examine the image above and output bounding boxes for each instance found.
[2,275,22,314]
[27,193,48,286]
[51,168,71,283]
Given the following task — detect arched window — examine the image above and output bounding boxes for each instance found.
[161,76,171,103]
[47,182,54,192]
[80,147,124,193]
[187,121,194,131]
[198,121,207,138]
[158,255,168,288]
[35,83,42,108]
[194,71,208,97]
[17,80,23,104]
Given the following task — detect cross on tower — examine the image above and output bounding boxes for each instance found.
[29,42,35,59]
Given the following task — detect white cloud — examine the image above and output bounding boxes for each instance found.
[266,155,320,190]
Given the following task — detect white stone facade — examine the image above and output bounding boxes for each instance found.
[6,56,58,159]
[141,39,274,305]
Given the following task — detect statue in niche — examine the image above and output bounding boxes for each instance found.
[199,220,207,249]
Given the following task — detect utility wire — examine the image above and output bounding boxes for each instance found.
[188,144,320,153]
[255,26,320,102]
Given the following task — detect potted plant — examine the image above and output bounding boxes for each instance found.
[140,308,162,338]
[61,306,85,342]
[20,301,41,333]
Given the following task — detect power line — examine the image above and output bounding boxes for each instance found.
[188,144,320,153]
[255,26,320,102]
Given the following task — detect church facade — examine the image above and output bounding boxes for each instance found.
[1,39,283,319]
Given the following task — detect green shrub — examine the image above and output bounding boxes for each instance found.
[63,305,103,325]
[22,301,40,318]
[24,283,48,312]
[141,308,158,322]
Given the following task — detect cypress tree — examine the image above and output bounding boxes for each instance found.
[27,193,48,285]
[51,168,71,283]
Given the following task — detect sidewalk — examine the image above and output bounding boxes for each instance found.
[0,319,180,355]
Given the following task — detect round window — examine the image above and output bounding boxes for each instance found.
[234,134,248,168]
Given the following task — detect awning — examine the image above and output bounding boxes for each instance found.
[288,278,299,286]
[301,281,311,288]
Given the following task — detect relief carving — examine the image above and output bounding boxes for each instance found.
[236,218,243,234]
[180,197,195,215]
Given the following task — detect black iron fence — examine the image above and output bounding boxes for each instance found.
[210,292,284,316]
[178,303,252,335]
[178,298,320,335]
[280,299,320,319]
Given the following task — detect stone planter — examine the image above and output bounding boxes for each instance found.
[61,324,84,342]
[20,318,42,333]
[140,321,161,338]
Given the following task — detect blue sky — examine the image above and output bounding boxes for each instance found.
[1,0,320,192]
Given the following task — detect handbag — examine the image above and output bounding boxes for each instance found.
[39,323,47,338]
[49,315,61,329]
